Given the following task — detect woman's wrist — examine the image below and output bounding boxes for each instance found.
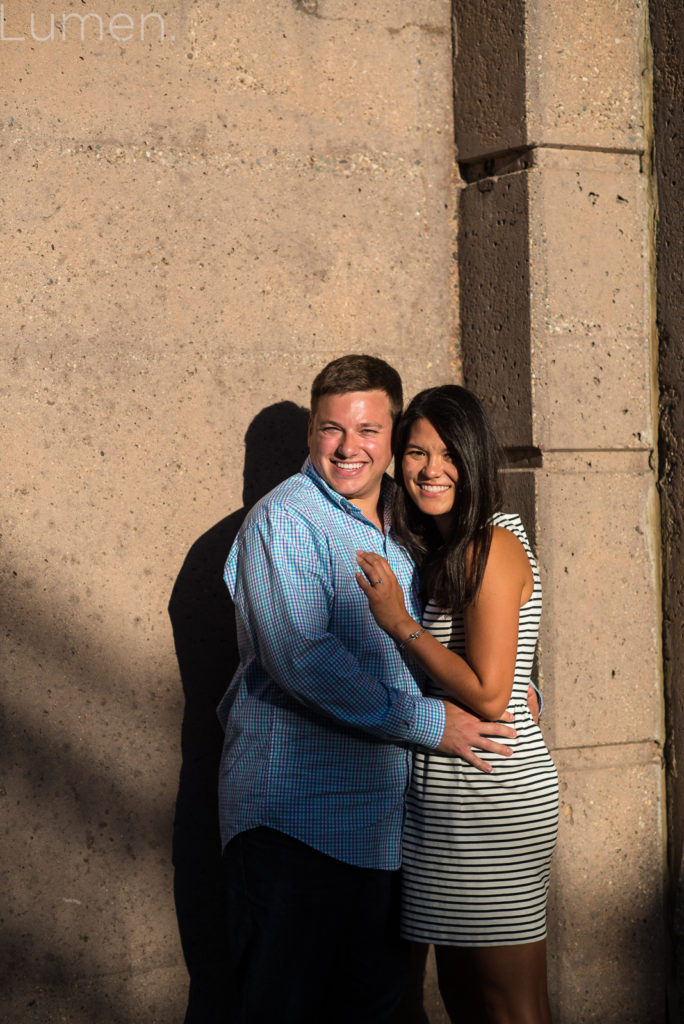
[392,617,421,645]
[398,625,427,651]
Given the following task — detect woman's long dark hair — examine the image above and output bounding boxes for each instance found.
[391,385,503,614]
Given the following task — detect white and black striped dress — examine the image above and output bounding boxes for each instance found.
[401,513,559,947]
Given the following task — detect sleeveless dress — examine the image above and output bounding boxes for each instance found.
[401,513,559,946]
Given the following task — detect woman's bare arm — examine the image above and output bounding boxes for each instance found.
[356,527,532,720]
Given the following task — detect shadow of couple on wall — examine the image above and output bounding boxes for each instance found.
[169,401,310,1024]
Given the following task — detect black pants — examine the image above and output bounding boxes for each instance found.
[222,827,409,1023]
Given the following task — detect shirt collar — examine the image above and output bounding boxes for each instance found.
[301,457,394,530]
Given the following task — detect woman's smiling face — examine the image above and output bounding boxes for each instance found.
[401,417,459,537]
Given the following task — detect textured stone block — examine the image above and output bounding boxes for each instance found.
[547,743,666,1023]
[529,153,651,451]
[527,0,647,151]
[454,0,647,161]
[460,156,651,452]
[535,452,662,750]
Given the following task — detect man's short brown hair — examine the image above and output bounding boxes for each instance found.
[310,354,403,422]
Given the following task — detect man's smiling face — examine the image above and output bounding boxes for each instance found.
[307,390,394,517]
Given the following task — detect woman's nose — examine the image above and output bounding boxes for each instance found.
[421,456,441,477]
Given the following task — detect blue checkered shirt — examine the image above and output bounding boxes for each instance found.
[217,459,446,869]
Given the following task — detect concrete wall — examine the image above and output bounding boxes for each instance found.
[2,2,456,1020]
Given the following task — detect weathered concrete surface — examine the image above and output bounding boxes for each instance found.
[650,0,684,1014]
[452,1,666,1021]
[459,152,652,453]
[525,0,647,151]
[455,0,647,160]
[548,743,666,1023]
[2,2,457,1020]
[537,453,661,750]
[528,152,651,452]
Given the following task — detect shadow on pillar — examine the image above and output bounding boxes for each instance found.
[458,170,538,546]
[452,0,536,474]
[169,401,310,1024]
[450,0,527,166]
[458,169,533,449]
[650,2,684,1019]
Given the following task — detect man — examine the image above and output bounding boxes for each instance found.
[217,355,517,1023]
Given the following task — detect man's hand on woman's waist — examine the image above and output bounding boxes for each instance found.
[436,702,516,773]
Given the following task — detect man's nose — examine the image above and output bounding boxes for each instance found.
[336,434,358,457]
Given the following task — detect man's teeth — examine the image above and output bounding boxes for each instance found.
[334,462,365,471]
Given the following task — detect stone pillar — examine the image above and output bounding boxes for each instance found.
[453,1,665,1020]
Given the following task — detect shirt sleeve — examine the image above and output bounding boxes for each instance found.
[226,505,445,748]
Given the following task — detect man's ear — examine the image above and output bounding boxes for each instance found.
[307,415,313,446]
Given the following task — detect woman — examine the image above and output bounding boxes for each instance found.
[356,385,558,1024]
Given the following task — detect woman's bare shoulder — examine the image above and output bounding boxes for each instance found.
[487,524,531,575]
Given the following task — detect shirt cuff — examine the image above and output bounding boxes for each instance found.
[404,695,446,749]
